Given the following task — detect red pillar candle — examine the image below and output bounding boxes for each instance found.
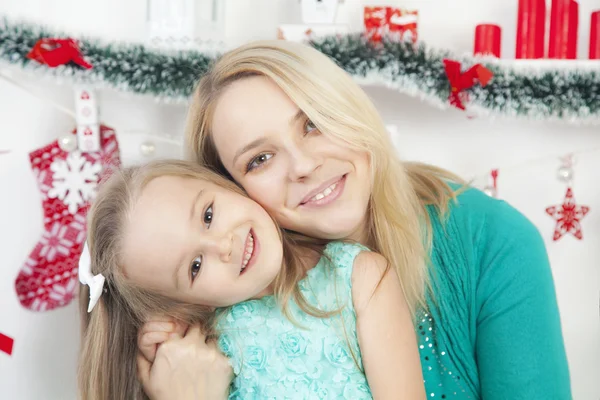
[590,11,600,59]
[567,1,579,58]
[516,0,546,58]
[549,0,579,58]
[474,24,502,57]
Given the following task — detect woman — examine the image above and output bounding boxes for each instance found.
[140,40,571,399]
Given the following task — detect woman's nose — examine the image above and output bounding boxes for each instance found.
[288,146,322,181]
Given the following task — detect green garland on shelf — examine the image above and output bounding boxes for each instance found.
[1,18,599,123]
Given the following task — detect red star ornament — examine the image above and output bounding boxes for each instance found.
[545,187,590,241]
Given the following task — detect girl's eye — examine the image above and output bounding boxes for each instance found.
[190,256,202,281]
[203,204,213,229]
[246,153,273,172]
[304,119,318,135]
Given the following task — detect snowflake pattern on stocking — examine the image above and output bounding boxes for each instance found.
[48,152,102,214]
[32,168,51,201]
[38,221,81,262]
[15,125,120,311]
[47,278,78,305]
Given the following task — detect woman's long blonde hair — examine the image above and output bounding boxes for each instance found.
[185,40,463,317]
[78,159,327,400]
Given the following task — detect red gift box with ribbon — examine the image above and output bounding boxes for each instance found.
[364,6,418,43]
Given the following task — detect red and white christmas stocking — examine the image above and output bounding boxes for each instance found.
[14,125,120,311]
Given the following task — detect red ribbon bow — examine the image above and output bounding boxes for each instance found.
[27,38,92,69]
[442,59,493,110]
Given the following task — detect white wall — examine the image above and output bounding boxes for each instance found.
[0,1,598,399]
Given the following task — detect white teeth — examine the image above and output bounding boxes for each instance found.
[241,232,255,271]
[310,182,337,202]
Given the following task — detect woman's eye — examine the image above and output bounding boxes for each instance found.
[304,119,318,135]
[246,153,273,172]
[190,256,202,281]
[203,204,213,228]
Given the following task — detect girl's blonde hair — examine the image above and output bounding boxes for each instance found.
[78,159,327,400]
[185,40,463,317]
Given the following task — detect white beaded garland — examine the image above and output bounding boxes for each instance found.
[556,165,573,183]
[140,141,156,157]
[483,186,497,198]
[58,134,77,152]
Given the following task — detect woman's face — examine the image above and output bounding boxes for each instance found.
[210,76,372,242]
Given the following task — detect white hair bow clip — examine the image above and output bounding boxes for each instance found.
[78,242,105,313]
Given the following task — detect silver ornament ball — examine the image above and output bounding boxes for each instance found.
[483,186,497,198]
[58,134,77,152]
[556,165,573,183]
[140,141,156,157]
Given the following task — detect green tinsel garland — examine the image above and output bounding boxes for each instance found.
[1,18,599,123]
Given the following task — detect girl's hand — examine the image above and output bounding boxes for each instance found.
[137,315,188,363]
[137,324,233,400]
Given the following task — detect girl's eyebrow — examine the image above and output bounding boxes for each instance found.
[189,189,205,221]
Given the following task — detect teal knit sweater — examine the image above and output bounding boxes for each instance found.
[420,186,571,399]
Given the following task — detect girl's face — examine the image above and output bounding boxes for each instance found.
[121,175,283,307]
[210,76,372,242]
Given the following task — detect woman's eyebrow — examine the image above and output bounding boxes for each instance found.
[231,109,304,165]
[289,109,305,127]
[232,137,268,165]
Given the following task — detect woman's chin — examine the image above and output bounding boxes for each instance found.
[302,219,367,242]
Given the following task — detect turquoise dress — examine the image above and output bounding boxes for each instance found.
[216,242,372,399]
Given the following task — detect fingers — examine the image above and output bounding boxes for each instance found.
[169,331,183,340]
[136,352,151,387]
[183,323,207,343]
[139,331,169,362]
[140,321,175,335]
[173,321,188,337]
[140,320,188,339]
[145,314,175,323]
[205,340,234,377]
[140,316,189,335]
[138,318,190,361]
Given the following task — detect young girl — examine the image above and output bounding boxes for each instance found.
[77,159,424,400]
